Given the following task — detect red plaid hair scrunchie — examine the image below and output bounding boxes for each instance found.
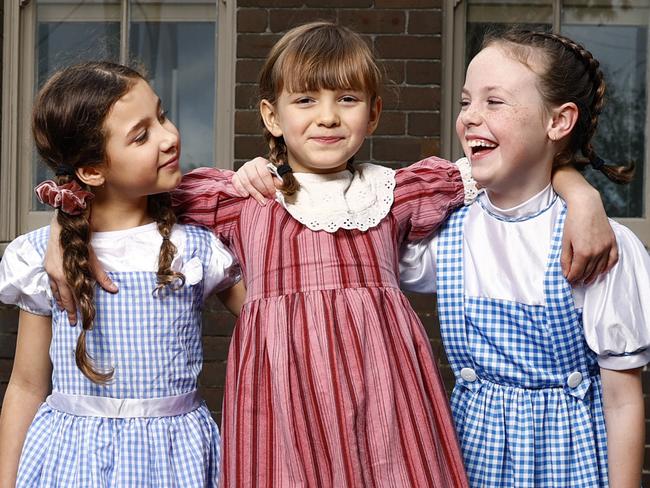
[34,180,94,215]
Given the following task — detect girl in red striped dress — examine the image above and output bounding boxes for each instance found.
[172,22,615,487]
[173,22,471,487]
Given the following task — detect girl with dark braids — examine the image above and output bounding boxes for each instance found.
[0,62,241,486]
[400,30,648,487]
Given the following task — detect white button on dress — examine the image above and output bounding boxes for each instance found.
[567,372,583,388]
[460,367,477,382]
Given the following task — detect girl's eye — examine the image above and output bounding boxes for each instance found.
[340,95,358,103]
[134,130,148,144]
[487,99,504,106]
[295,97,313,105]
[459,99,470,109]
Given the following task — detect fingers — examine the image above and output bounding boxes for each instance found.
[90,249,118,293]
[50,278,78,325]
[560,235,572,279]
[564,252,587,285]
[236,170,267,206]
[605,245,619,273]
[252,161,278,197]
[231,174,250,198]
[582,254,607,286]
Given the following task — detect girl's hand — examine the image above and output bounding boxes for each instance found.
[46,215,117,324]
[231,157,282,205]
[561,190,618,285]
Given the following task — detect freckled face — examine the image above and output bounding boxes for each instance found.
[456,45,556,207]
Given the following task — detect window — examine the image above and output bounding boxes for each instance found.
[0,0,235,245]
[442,0,650,246]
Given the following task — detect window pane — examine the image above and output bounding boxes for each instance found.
[563,7,647,218]
[466,0,552,61]
[34,2,120,210]
[130,1,217,172]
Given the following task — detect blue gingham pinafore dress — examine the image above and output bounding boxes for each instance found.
[436,204,608,487]
[15,225,220,487]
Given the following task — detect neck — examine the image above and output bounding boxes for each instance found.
[89,194,152,232]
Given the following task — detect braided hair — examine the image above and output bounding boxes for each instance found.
[32,61,184,383]
[483,29,633,184]
[258,22,382,198]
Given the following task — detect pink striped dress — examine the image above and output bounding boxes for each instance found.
[172,157,469,487]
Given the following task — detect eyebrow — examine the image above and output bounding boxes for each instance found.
[461,86,514,96]
[126,98,162,138]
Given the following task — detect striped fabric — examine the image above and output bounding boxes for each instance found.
[172,157,469,487]
[14,225,221,487]
[436,203,608,487]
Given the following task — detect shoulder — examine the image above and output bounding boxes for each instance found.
[5,226,50,259]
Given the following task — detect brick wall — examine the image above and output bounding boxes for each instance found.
[234,0,443,169]
[2,1,650,484]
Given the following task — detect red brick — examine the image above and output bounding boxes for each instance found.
[338,10,406,34]
[203,336,231,361]
[0,334,16,358]
[237,33,281,59]
[237,59,265,83]
[0,306,18,333]
[375,35,441,59]
[373,136,423,163]
[238,0,304,6]
[203,310,237,336]
[200,361,228,387]
[380,60,405,84]
[407,9,441,34]
[408,111,440,137]
[419,136,441,157]
[238,9,268,33]
[374,111,406,136]
[269,9,336,32]
[304,0,371,5]
[235,84,260,109]
[406,60,441,84]
[355,138,372,162]
[382,86,440,110]
[235,110,263,135]
[0,359,13,382]
[235,135,269,160]
[375,0,441,7]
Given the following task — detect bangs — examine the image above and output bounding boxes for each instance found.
[265,23,382,98]
[278,47,380,96]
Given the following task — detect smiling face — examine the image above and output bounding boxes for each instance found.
[456,44,557,207]
[261,88,381,174]
[101,79,182,200]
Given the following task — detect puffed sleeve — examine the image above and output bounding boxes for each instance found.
[392,157,465,242]
[399,236,438,294]
[171,168,244,246]
[581,221,650,370]
[203,232,242,300]
[0,234,52,316]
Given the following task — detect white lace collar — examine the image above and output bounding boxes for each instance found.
[273,163,396,233]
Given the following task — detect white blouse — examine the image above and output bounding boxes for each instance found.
[0,222,240,316]
[400,184,650,370]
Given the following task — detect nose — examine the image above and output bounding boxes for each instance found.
[317,100,340,127]
[459,103,482,127]
[160,123,179,153]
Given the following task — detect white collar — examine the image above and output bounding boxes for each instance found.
[479,184,556,221]
[273,163,396,233]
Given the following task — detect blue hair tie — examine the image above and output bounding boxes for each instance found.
[277,163,293,177]
[591,156,606,170]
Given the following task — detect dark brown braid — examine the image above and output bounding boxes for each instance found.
[484,29,633,184]
[33,61,184,383]
[149,193,186,294]
[258,22,382,196]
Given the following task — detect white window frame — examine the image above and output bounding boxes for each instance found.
[442,0,650,247]
[0,0,235,249]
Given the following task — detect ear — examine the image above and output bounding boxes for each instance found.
[75,165,105,188]
[366,96,383,136]
[547,102,578,142]
[260,99,283,138]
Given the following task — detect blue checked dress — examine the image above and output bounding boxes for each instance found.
[436,203,608,487]
[0,223,238,487]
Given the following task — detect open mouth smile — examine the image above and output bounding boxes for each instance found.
[467,138,498,159]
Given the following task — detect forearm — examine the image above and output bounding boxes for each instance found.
[0,382,47,487]
[601,368,644,488]
[604,400,644,487]
[552,165,601,204]
[217,280,246,317]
